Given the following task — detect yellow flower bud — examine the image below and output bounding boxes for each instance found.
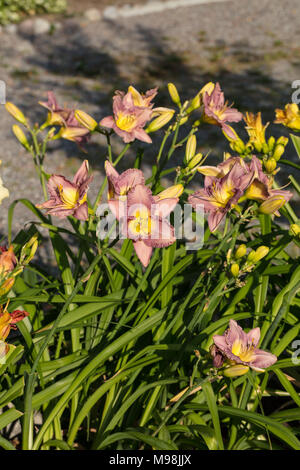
[12,125,29,148]
[167,83,181,106]
[185,135,197,162]
[273,144,285,161]
[231,263,240,278]
[186,94,201,114]
[277,136,288,146]
[262,142,269,154]
[289,223,300,237]
[156,184,184,200]
[199,82,215,96]
[223,364,249,377]
[253,246,269,262]
[188,152,203,170]
[147,110,175,133]
[235,244,247,259]
[259,195,286,215]
[264,157,277,174]
[5,102,28,126]
[267,136,275,152]
[247,250,257,264]
[75,110,98,131]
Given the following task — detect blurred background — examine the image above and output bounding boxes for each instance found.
[0,0,299,244]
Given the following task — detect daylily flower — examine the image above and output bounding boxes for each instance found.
[36,160,92,220]
[121,184,177,267]
[211,319,277,373]
[244,112,269,152]
[0,304,29,341]
[189,160,253,232]
[104,160,145,220]
[128,86,158,109]
[244,156,292,213]
[100,91,153,144]
[274,103,300,131]
[39,91,71,127]
[0,246,17,296]
[40,92,90,148]
[202,83,243,138]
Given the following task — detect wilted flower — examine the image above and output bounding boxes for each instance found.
[0,304,28,341]
[212,319,277,373]
[274,103,300,131]
[100,91,153,144]
[202,83,243,138]
[37,160,92,220]
[0,246,17,296]
[104,160,145,220]
[189,160,253,232]
[40,92,90,148]
[39,91,71,127]
[122,184,177,267]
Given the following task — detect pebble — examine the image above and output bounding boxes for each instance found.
[84,8,102,22]
[33,18,51,35]
[3,24,17,34]
[103,6,119,20]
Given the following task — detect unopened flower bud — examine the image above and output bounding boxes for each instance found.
[259,195,286,215]
[289,223,300,238]
[12,125,29,149]
[75,110,98,131]
[223,364,249,377]
[262,142,269,154]
[188,152,203,170]
[252,246,269,262]
[147,110,175,133]
[273,144,285,161]
[185,134,197,162]
[264,157,277,174]
[167,83,181,106]
[267,136,275,152]
[231,263,240,278]
[235,244,247,259]
[5,102,28,126]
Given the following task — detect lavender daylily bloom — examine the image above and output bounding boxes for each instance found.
[188,160,253,232]
[121,184,177,267]
[100,91,153,144]
[212,319,277,372]
[40,91,90,148]
[104,160,145,220]
[37,160,92,221]
[202,83,243,138]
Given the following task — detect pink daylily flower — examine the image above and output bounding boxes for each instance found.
[212,319,277,372]
[37,160,92,221]
[40,91,90,148]
[100,91,153,144]
[104,160,145,220]
[188,160,253,232]
[245,156,293,213]
[202,83,243,138]
[121,184,177,267]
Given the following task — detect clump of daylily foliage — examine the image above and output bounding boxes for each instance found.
[0,81,300,450]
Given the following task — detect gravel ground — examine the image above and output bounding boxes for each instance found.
[0,0,299,256]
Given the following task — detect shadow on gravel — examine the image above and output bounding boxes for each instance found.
[17,18,298,190]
